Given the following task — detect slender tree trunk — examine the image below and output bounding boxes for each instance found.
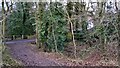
[97,1,107,53]
[0,21,2,46]
[52,25,57,52]
[115,0,118,11]
[67,2,73,32]
[22,35,24,39]
[35,3,40,48]
[66,8,77,58]
[2,0,6,45]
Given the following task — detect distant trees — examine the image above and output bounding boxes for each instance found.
[7,2,35,39]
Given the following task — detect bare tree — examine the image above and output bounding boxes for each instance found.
[5,0,9,12]
[115,0,118,11]
[65,6,77,58]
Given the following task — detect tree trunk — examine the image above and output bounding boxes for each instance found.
[0,22,2,45]
[22,35,24,39]
[115,0,118,11]
[67,2,73,32]
[21,3,26,40]
[35,3,40,48]
[36,2,45,49]
[2,0,6,45]
[66,8,77,58]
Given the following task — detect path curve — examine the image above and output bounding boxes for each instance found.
[5,39,62,66]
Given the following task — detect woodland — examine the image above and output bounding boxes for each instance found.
[0,0,120,66]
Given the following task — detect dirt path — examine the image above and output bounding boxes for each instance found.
[5,39,118,66]
[5,39,62,66]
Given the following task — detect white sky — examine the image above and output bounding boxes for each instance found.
[0,0,120,2]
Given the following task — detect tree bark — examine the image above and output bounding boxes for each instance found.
[66,7,77,58]
[35,3,40,48]
[2,0,6,45]
[36,2,45,49]
[21,3,26,39]
[66,2,73,32]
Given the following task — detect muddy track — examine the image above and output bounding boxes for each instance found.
[5,39,62,66]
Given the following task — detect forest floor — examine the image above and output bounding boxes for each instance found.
[4,39,118,66]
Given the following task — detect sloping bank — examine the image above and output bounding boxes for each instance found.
[2,45,22,66]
